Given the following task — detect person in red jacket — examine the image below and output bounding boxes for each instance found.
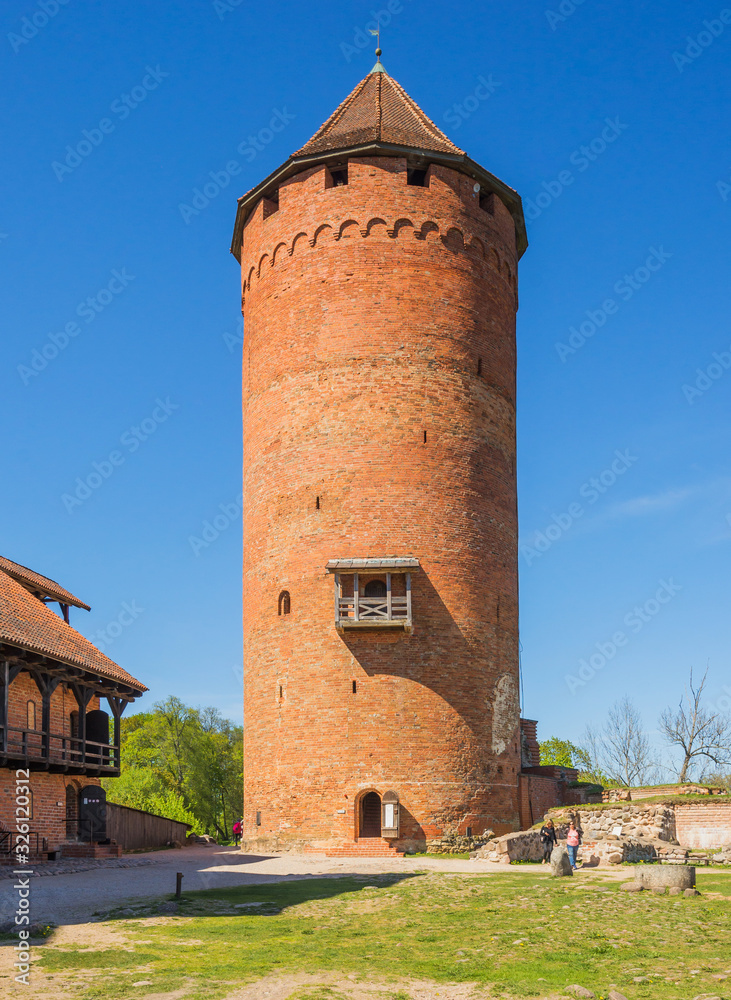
[232,819,242,846]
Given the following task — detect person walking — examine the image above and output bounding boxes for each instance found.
[232,819,242,846]
[539,818,557,863]
[566,820,581,869]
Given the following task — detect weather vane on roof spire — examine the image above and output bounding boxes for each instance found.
[369,24,386,73]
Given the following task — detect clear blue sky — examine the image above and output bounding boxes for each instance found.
[2,0,730,762]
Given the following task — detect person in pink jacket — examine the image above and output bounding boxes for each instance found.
[566,820,581,869]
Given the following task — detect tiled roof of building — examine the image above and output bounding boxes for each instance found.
[0,554,91,611]
[0,568,146,691]
[292,66,465,158]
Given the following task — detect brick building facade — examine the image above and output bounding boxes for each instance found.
[232,59,539,854]
[0,555,146,860]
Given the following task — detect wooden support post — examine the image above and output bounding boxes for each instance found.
[107,696,128,770]
[386,572,392,621]
[406,573,412,625]
[353,573,359,622]
[334,572,341,625]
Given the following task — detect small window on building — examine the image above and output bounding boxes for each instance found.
[315,496,320,510]
[352,680,357,694]
[27,701,36,731]
[477,357,482,376]
[327,166,348,187]
[364,579,387,598]
[466,826,472,838]
[256,811,262,826]
[263,189,279,219]
[279,684,283,700]
[407,167,428,187]
[278,590,291,616]
[423,430,427,444]
[479,191,494,214]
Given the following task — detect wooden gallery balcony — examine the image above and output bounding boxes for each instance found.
[326,558,419,631]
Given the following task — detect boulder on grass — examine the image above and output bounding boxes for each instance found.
[621,882,643,892]
[550,845,573,877]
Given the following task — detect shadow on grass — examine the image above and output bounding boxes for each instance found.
[117,872,423,922]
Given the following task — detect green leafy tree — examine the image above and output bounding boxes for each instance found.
[103,697,243,839]
[539,736,606,784]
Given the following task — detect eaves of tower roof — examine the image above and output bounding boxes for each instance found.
[230,65,527,261]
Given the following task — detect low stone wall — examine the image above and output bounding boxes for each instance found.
[426,832,494,854]
[547,803,677,842]
[471,830,544,864]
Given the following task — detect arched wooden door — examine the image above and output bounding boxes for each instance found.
[78,786,107,842]
[359,791,381,838]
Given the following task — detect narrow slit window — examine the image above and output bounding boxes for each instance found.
[352,680,357,694]
[407,167,428,187]
[279,685,283,699]
[315,496,320,510]
[256,811,261,826]
[423,430,427,444]
[477,357,482,376]
[479,191,494,214]
[278,590,291,616]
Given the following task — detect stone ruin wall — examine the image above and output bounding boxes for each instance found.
[471,800,731,865]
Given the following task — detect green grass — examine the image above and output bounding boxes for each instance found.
[36,869,731,1000]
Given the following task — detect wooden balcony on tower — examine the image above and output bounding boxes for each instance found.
[326,557,420,631]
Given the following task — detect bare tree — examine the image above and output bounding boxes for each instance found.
[658,668,731,782]
[585,698,656,787]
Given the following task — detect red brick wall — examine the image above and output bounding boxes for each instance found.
[0,771,100,851]
[239,156,521,851]
[675,804,731,848]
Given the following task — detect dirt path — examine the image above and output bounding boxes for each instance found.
[2,846,621,928]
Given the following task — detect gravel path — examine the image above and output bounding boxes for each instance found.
[0,846,545,927]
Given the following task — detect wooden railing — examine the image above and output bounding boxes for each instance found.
[337,596,409,622]
[0,725,120,770]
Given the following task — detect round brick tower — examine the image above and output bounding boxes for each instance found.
[231,58,528,853]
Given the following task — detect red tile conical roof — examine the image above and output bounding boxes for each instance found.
[292,66,464,158]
